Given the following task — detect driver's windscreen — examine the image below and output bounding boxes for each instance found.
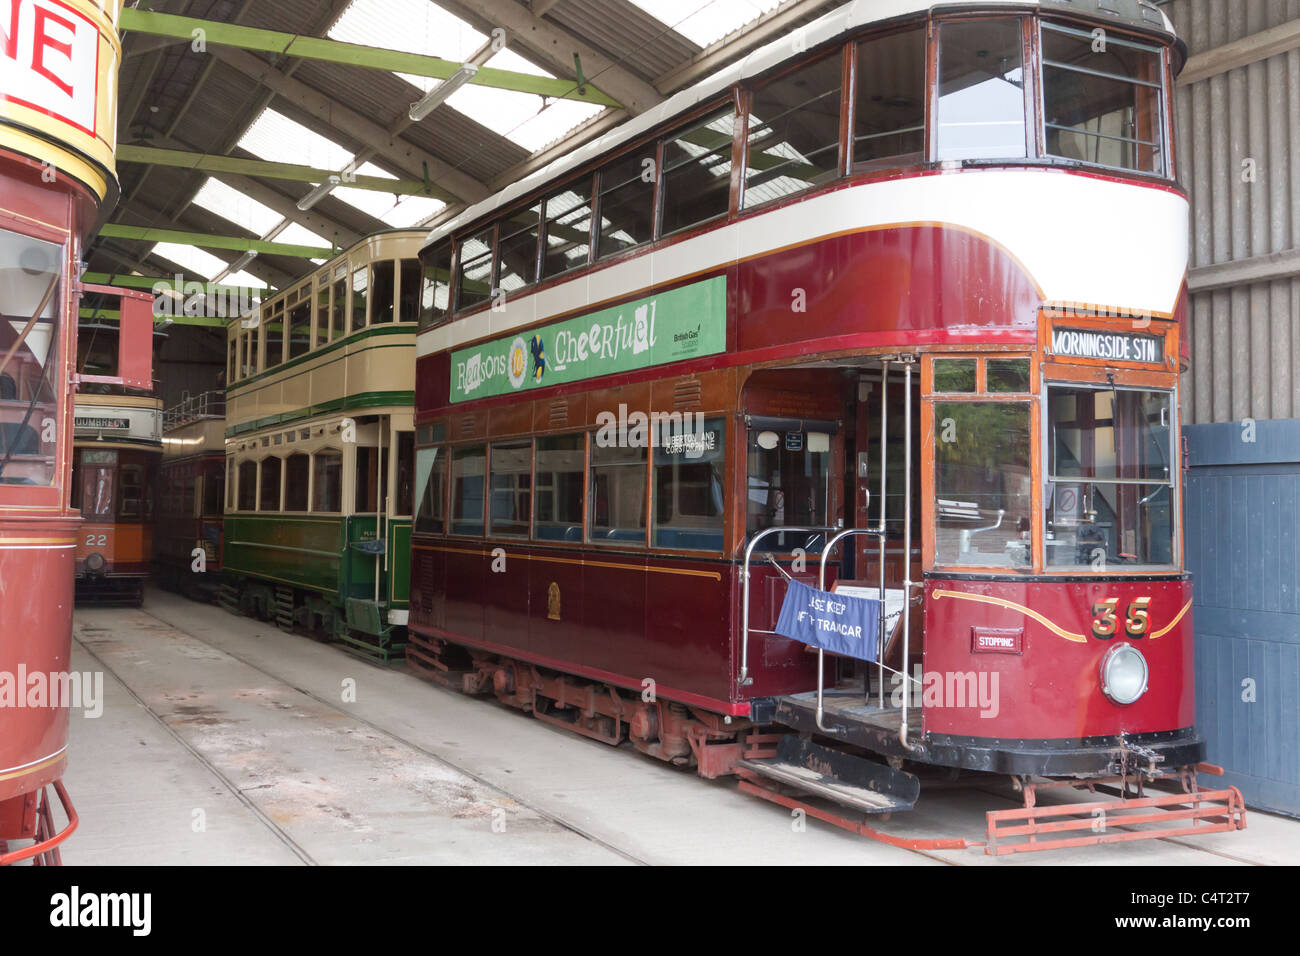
[1046,385,1173,568]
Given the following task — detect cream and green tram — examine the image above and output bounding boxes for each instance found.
[222,230,422,661]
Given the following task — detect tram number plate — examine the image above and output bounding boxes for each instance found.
[1090,597,1151,639]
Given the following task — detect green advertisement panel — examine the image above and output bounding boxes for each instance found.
[449,275,727,403]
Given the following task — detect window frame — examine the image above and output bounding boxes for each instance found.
[1040,376,1180,573]
[922,352,1040,574]
[1035,18,1170,179]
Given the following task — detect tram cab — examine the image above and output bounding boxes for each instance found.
[71,393,164,605]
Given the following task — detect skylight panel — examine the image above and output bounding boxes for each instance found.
[276,221,331,251]
[627,0,782,48]
[191,178,282,236]
[148,242,228,281]
[238,108,354,172]
[442,48,603,151]
[331,0,485,95]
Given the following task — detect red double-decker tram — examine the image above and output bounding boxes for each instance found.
[408,0,1246,852]
[0,0,151,864]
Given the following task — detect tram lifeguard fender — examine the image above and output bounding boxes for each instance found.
[76,283,154,390]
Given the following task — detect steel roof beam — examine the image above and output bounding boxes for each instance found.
[654,0,834,93]
[118,8,620,106]
[437,0,663,115]
[117,144,441,199]
[208,172,369,247]
[98,223,335,259]
[208,45,492,205]
[1178,18,1300,85]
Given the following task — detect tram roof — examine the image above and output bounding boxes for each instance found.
[420,0,1178,255]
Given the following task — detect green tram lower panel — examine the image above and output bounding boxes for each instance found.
[224,514,410,612]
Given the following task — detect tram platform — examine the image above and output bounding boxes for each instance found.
[54,590,1300,866]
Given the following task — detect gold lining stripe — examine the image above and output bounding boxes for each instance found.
[1149,599,1193,640]
[0,537,76,546]
[933,589,1087,644]
[0,750,66,783]
[413,544,722,581]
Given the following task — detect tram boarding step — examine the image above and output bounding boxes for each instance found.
[738,735,918,814]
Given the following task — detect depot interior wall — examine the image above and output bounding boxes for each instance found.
[1167,0,1300,425]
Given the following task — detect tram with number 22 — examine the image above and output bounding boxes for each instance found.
[406,0,1246,853]
[0,0,153,864]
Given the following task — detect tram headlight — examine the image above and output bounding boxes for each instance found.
[84,552,105,573]
[1100,642,1148,705]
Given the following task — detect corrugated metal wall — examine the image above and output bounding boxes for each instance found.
[1165,0,1300,424]
[1184,420,1300,815]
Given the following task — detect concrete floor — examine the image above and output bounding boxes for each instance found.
[55,588,1299,865]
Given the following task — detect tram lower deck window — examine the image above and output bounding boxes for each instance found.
[589,442,646,545]
[654,419,724,551]
[1046,384,1174,568]
[414,446,446,534]
[933,401,1031,568]
[451,445,486,535]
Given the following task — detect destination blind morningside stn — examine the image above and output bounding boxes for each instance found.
[1050,327,1164,364]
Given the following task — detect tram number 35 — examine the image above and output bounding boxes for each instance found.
[1091,597,1151,639]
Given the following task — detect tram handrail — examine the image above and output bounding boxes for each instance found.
[814,527,885,733]
[738,525,841,687]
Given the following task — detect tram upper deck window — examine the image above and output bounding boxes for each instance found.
[746,427,831,552]
[933,402,1032,568]
[936,19,1028,162]
[744,53,842,208]
[1041,23,1166,175]
[456,228,494,312]
[313,278,330,347]
[370,260,396,323]
[264,306,284,368]
[497,202,543,293]
[597,147,656,258]
[541,182,593,278]
[420,243,451,328]
[399,259,421,323]
[331,268,347,339]
[0,230,60,486]
[654,419,725,551]
[288,299,310,359]
[351,264,369,331]
[854,27,927,169]
[660,108,734,235]
[1046,385,1174,569]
